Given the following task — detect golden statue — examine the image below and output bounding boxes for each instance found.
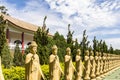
[90,50,96,79]
[49,45,64,80]
[84,50,91,80]
[25,41,45,80]
[65,47,76,80]
[100,53,103,74]
[75,49,84,80]
[95,52,100,76]
[103,53,106,73]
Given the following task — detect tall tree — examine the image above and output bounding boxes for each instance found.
[66,24,75,61]
[53,31,67,62]
[24,42,31,55]
[109,44,114,54]
[93,36,97,55]
[80,30,89,60]
[1,43,12,68]
[34,16,50,64]
[93,36,101,56]
[0,14,12,68]
[0,15,6,56]
[67,24,74,45]
[102,41,108,53]
[72,38,80,61]
[99,40,103,52]
[34,16,49,46]
[13,40,24,66]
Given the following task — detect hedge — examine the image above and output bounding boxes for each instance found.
[2,63,66,80]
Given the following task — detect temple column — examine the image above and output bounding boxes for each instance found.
[21,32,24,54]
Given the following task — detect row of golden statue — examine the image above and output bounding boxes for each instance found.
[0,41,120,80]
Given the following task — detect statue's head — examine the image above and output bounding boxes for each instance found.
[103,53,106,56]
[30,41,37,54]
[66,47,71,55]
[52,45,58,55]
[95,52,99,56]
[90,50,94,56]
[85,50,89,56]
[98,52,101,56]
[77,49,81,55]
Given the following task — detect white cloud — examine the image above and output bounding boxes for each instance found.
[105,38,120,49]
[46,0,119,29]
[89,29,120,36]
[45,0,120,48]
[0,0,66,34]
[0,0,120,49]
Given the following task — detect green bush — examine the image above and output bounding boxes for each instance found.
[3,65,49,80]
[3,66,25,80]
[2,63,72,80]
[41,63,64,80]
[41,64,49,79]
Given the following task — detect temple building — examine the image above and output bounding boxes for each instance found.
[1,13,51,54]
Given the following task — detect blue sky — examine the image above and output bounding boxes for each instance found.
[0,0,120,49]
[5,0,26,8]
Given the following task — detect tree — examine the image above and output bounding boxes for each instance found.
[13,40,24,66]
[0,15,6,56]
[72,38,80,61]
[109,44,114,54]
[67,24,74,45]
[0,14,12,68]
[24,42,31,55]
[34,16,50,64]
[34,16,49,46]
[88,46,92,52]
[99,40,103,52]
[93,36,101,56]
[66,24,76,61]
[53,31,67,62]
[113,49,120,55]
[0,6,10,58]
[1,43,12,68]
[102,41,108,53]
[93,36,97,55]
[80,30,89,60]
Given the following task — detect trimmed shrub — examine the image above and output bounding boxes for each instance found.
[3,66,25,80]
[2,63,70,80]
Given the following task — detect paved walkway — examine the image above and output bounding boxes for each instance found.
[103,67,120,80]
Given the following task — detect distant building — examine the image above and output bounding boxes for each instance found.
[0,13,52,54]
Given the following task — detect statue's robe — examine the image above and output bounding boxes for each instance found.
[25,53,42,80]
[75,55,83,80]
[95,56,100,76]
[90,56,96,78]
[49,54,61,80]
[84,56,91,79]
[65,55,74,80]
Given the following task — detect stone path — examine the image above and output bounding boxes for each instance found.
[103,67,120,80]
